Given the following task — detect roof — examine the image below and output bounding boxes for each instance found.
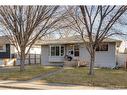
[0,36,10,44]
[36,35,122,45]
[0,35,121,47]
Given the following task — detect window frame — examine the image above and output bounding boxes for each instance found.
[67,44,80,57]
[50,45,65,57]
[96,43,108,51]
[74,44,80,57]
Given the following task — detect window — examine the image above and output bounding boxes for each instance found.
[50,45,64,56]
[0,45,6,52]
[74,45,79,56]
[0,45,3,50]
[67,44,79,57]
[56,46,59,56]
[96,43,108,51]
[51,47,56,56]
[61,46,64,56]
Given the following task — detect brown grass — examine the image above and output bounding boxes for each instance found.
[43,67,127,88]
[0,65,59,81]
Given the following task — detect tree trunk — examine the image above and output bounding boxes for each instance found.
[20,49,25,71]
[88,49,95,75]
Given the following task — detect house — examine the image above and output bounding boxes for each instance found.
[116,40,127,67]
[0,36,15,66]
[38,35,121,68]
[0,36,41,66]
[118,40,127,54]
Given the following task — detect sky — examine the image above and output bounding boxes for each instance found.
[0,6,127,42]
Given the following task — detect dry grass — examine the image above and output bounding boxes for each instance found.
[43,67,127,88]
[0,65,59,81]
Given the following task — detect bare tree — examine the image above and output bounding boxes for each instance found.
[65,5,127,75]
[56,28,77,39]
[0,6,65,71]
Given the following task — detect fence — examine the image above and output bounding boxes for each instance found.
[16,54,41,65]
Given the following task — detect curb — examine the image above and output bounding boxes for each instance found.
[0,85,40,90]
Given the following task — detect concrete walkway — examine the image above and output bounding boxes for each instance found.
[0,80,108,90]
[28,67,64,82]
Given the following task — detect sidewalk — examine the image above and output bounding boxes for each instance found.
[0,80,107,90]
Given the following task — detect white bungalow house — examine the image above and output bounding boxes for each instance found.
[38,35,121,68]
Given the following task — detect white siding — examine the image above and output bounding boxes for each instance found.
[41,45,49,65]
[29,47,41,54]
[49,56,64,62]
[10,45,16,54]
[117,54,127,67]
[79,43,116,68]
[95,43,116,68]
[79,44,90,62]
[118,40,127,53]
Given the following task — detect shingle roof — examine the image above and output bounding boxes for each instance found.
[36,35,122,45]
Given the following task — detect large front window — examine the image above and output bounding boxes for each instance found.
[0,45,6,52]
[50,45,64,56]
[0,46,4,50]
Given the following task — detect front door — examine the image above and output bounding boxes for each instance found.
[67,44,80,58]
[67,45,74,57]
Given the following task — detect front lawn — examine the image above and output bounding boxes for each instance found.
[43,67,127,88]
[0,65,59,81]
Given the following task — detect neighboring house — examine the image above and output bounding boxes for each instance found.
[0,36,41,66]
[38,35,121,68]
[0,36,15,66]
[28,45,41,54]
[117,40,127,67]
[0,36,15,58]
[118,40,127,54]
